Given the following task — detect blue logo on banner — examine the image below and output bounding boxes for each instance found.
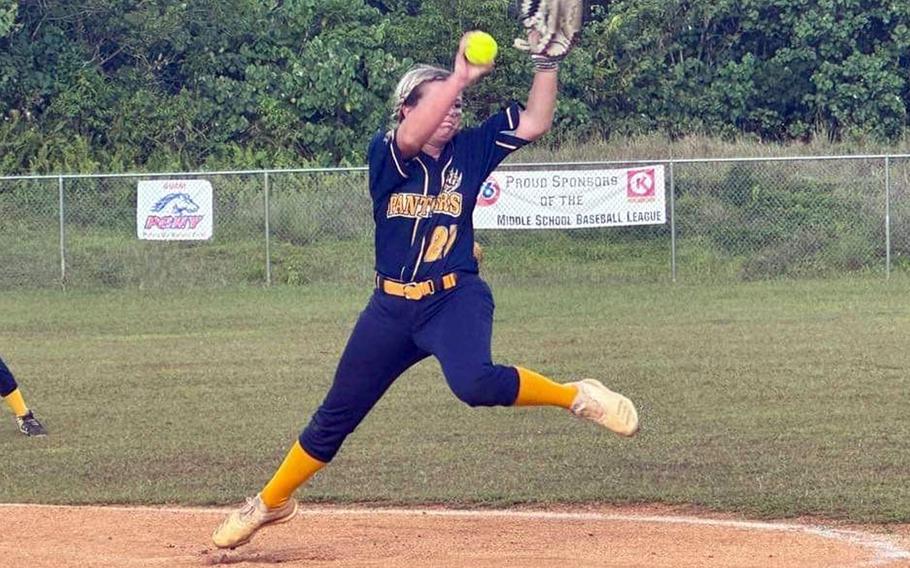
[151,192,200,215]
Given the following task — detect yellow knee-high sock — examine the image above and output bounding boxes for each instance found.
[2,389,28,417]
[513,367,578,408]
[260,440,325,509]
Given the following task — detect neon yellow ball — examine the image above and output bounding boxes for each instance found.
[465,31,498,66]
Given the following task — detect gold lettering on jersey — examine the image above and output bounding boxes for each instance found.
[387,193,463,219]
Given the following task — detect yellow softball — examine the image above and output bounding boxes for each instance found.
[464,31,498,66]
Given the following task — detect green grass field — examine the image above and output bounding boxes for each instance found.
[1,276,909,522]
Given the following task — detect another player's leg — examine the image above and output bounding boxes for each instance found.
[213,296,428,549]
[0,357,47,437]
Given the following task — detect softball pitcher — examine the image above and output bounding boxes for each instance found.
[213,29,638,549]
[1,356,48,437]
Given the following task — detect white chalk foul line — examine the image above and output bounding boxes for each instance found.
[2,503,908,567]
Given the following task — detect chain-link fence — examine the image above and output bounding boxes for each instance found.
[0,156,906,290]
[671,157,892,281]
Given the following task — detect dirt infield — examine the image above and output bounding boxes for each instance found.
[2,504,910,568]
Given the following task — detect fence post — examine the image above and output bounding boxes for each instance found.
[264,171,272,286]
[669,161,677,282]
[885,156,891,279]
[57,176,66,288]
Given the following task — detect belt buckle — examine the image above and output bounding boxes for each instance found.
[402,283,424,300]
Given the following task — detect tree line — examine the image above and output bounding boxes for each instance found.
[2,0,909,174]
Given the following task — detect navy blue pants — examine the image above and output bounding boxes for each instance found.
[0,357,18,398]
[299,273,520,463]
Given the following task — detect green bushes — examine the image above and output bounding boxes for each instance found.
[6,1,910,174]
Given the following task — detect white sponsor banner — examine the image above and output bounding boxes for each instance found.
[473,166,665,229]
[136,179,213,240]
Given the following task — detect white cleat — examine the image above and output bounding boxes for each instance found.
[212,494,298,549]
[568,379,639,437]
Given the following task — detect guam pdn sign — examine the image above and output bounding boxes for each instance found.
[137,180,213,240]
[474,166,666,229]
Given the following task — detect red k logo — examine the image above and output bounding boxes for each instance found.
[627,169,656,198]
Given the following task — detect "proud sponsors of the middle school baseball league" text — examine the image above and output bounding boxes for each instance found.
[473,167,666,230]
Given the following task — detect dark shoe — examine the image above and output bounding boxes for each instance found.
[17,411,48,437]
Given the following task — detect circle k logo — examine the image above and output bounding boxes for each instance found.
[627,168,656,198]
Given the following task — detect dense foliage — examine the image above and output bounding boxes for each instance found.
[3,0,910,173]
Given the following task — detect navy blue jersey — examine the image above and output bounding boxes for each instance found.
[367,102,529,282]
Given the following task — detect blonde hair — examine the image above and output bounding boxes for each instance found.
[390,64,452,126]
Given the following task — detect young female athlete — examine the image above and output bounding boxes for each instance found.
[213,31,638,549]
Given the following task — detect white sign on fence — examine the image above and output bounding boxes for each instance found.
[473,166,665,229]
[136,179,213,240]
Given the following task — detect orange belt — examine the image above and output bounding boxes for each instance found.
[376,273,458,301]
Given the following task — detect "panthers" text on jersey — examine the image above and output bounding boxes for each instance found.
[386,192,463,219]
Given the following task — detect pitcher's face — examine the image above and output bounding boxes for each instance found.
[402,80,463,146]
[430,97,463,145]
